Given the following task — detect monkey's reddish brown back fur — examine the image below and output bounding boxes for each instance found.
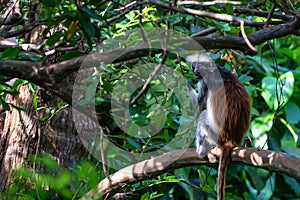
[210,68,251,200]
[211,69,251,146]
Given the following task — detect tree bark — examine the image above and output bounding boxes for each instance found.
[0,84,88,192]
[82,147,300,199]
[0,1,88,192]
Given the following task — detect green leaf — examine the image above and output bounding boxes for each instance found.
[224,4,234,15]
[1,47,20,59]
[33,93,38,110]
[39,0,59,7]
[278,47,300,65]
[77,9,96,38]
[251,112,274,138]
[283,175,300,196]
[82,7,102,21]
[141,192,150,200]
[261,72,294,110]
[251,107,260,116]
[19,52,42,62]
[0,97,10,110]
[61,51,83,61]
[85,83,96,102]
[238,74,253,83]
[256,174,275,200]
[35,153,59,170]
[279,118,298,143]
[57,102,68,109]
[247,168,269,191]
[46,31,63,47]
[11,79,24,89]
[55,172,72,188]
[126,137,142,151]
[281,132,300,158]
[284,102,300,124]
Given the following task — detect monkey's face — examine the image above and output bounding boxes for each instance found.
[191,61,214,78]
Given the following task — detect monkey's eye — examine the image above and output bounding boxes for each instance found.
[191,62,198,70]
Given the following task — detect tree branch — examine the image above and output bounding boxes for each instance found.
[147,0,264,27]
[0,14,299,104]
[0,19,46,38]
[233,7,293,21]
[130,47,168,105]
[81,147,300,200]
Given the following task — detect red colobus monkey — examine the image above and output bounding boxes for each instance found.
[186,53,251,200]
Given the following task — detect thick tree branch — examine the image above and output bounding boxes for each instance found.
[189,13,300,52]
[0,60,73,104]
[81,147,300,200]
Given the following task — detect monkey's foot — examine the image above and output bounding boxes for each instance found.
[207,146,221,163]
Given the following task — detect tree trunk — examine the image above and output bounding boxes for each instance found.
[0,0,89,192]
[0,84,88,192]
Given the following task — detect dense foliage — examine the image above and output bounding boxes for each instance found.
[0,0,300,199]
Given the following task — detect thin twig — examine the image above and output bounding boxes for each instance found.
[265,1,277,27]
[138,3,148,43]
[280,0,292,15]
[147,0,263,27]
[240,20,257,52]
[100,126,111,181]
[177,0,243,6]
[105,1,139,25]
[190,27,217,38]
[233,7,292,21]
[249,0,267,9]
[0,19,46,38]
[130,48,168,105]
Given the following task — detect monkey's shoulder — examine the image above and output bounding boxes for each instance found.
[217,67,238,81]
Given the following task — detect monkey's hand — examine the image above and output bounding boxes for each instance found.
[186,80,200,110]
[186,80,193,91]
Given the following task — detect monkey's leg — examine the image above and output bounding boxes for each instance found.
[196,110,216,158]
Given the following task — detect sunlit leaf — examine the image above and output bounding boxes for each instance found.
[280,118,298,143]
[261,72,294,110]
[33,93,38,110]
[251,112,274,138]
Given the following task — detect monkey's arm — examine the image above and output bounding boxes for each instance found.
[186,79,207,111]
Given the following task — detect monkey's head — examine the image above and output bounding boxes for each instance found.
[186,53,216,78]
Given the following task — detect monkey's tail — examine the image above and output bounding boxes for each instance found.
[217,143,233,200]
